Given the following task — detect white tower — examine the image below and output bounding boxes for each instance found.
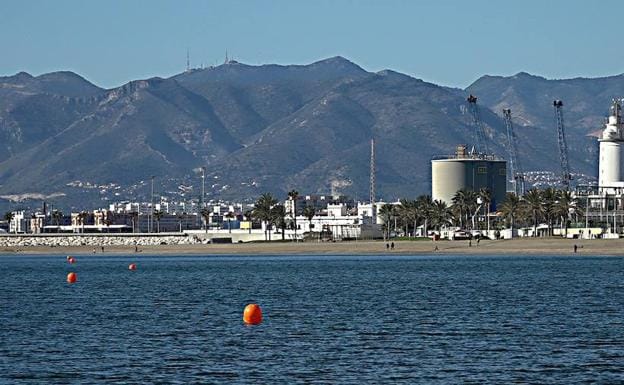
[599,99,624,192]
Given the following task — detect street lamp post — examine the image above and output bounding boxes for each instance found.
[201,167,205,230]
[201,167,205,209]
[150,176,155,233]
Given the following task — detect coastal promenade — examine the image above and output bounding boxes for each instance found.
[2,236,624,256]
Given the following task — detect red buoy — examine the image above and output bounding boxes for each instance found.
[243,304,262,325]
[128,263,137,271]
[68,257,76,264]
[67,272,77,284]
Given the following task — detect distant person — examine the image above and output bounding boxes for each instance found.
[469,239,472,247]
[391,242,395,250]
[101,246,104,253]
[574,244,578,253]
[93,248,96,254]
[386,243,390,250]
[477,238,480,246]
[434,245,439,252]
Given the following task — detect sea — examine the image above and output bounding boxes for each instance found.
[1,254,623,384]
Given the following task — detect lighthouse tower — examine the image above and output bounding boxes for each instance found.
[599,99,624,193]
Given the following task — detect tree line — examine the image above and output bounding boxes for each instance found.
[379,188,581,238]
[242,187,582,241]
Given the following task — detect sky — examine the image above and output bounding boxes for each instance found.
[1,0,622,89]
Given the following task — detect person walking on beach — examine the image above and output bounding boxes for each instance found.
[386,243,390,250]
[391,242,395,250]
[574,244,578,253]
[469,239,472,247]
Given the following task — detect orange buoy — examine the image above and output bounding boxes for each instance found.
[128,263,137,271]
[68,257,76,264]
[67,272,77,284]
[243,303,262,325]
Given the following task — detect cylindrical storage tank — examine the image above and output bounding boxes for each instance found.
[599,140,623,187]
[432,160,470,205]
[432,159,507,210]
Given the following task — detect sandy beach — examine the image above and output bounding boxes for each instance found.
[1,237,623,256]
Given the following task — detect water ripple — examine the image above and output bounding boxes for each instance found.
[1,254,624,383]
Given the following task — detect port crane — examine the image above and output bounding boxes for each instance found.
[502,109,525,195]
[467,94,489,155]
[553,100,572,189]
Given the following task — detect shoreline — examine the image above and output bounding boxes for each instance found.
[2,238,624,257]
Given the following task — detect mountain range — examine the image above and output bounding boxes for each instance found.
[0,57,618,210]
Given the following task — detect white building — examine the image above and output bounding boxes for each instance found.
[9,211,26,233]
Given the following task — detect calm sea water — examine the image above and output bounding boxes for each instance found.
[1,254,623,384]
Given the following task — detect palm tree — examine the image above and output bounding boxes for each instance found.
[153,210,164,233]
[479,188,492,233]
[452,189,469,229]
[4,212,14,233]
[541,187,557,236]
[523,189,544,237]
[52,210,63,229]
[200,207,211,234]
[129,211,138,233]
[378,204,395,240]
[104,211,114,233]
[416,195,433,236]
[288,190,299,241]
[78,211,89,233]
[244,209,254,234]
[499,192,521,234]
[271,204,287,240]
[302,205,315,236]
[398,199,417,237]
[225,211,235,233]
[464,190,480,230]
[253,193,278,241]
[430,200,452,230]
[555,190,575,237]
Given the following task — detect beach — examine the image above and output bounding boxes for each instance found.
[1,237,623,256]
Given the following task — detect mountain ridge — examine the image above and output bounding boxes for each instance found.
[0,58,616,210]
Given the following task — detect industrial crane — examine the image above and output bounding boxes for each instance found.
[502,109,525,195]
[553,100,572,189]
[467,94,489,155]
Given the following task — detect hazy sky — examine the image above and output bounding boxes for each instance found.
[1,0,622,89]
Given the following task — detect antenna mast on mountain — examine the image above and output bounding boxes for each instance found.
[225,49,229,64]
[186,49,190,72]
[370,138,376,207]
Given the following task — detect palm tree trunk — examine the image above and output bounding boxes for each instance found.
[533,214,537,237]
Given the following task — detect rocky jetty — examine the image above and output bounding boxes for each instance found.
[0,234,203,248]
